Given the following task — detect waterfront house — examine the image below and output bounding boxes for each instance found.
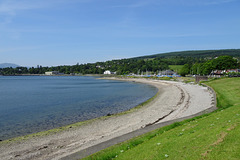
[45,71,59,75]
[104,70,116,75]
[212,69,240,75]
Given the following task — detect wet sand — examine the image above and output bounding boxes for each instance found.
[0,78,215,160]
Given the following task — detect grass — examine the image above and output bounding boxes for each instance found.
[83,77,240,160]
[206,78,240,109]
[169,65,183,73]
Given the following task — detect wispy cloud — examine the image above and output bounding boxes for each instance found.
[0,43,68,54]
[111,0,159,8]
[0,0,93,14]
[176,0,237,6]
[201,0,237,5]
[0,0,46,26]
[111,0,236,9]
[0,0,45,15]
[0,45,42,53]
[0,0,92,24]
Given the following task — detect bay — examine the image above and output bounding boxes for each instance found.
[0,76,157,140]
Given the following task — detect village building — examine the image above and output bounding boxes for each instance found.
[159,70,176,75]
[45,71,60,75]
[96,65,104,69]
[211,69,240,75]
[103,70,116,75]
[103,70,111,74]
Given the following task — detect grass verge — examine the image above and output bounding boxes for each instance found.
[83,77,240,160]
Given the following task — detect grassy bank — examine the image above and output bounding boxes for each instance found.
[83,78,240,160]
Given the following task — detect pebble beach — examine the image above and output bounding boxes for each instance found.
[0,78,215,160]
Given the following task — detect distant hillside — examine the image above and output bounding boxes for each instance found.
[132,49,240,60]
[1,49,239,75]
[0,63,20,68]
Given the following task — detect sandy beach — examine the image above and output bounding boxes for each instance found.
[0,78,216,160]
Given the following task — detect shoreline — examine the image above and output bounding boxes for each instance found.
[0,78,216,160]
[0,78,159,142]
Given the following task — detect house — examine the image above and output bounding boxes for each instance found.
[226,69,240,73]
[96,65,104,69]
[212,70,224,75]
[159,70,176,75]
[45,71,59,75]
[103,70,112,75]
[103,70,116,75]
[212,69,240,75]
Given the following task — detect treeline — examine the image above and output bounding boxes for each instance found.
[154,57,206,65]
[134,49,240,60]
[0,59,169,75]
[179,56,240,76]
[1,49,239,76]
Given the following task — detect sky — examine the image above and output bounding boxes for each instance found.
[0,0,240,67]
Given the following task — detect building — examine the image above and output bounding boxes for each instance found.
[103,70,112,75]
[45,71,59,75]
[159,70,176,75]
[226,69,240,73]
[212,69,240,75]
[103,70,117,75]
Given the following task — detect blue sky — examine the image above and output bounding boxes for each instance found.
[0,0,239,67]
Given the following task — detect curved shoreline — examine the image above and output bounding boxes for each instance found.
[0,76,157,141]
[0,78,159,143]
[0,78,216,160]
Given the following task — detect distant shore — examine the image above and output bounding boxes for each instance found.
[0,78,215,160]
[0,74,72,76]
[0,74,106,76]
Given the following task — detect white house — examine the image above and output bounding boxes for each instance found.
[103,70,112,75]
[45,71,59,75]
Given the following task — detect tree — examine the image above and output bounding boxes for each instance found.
[180,64,190,76]
[212,56,238,70]
[201,60,214,75]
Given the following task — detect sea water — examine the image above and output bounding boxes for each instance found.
[0,76,157,140]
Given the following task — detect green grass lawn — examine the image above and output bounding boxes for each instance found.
[169,65,183,73]
[83,78,240,160]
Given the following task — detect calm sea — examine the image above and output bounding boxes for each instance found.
[0,76,157,140]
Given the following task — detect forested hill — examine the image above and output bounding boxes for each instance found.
[132,49,240,60]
